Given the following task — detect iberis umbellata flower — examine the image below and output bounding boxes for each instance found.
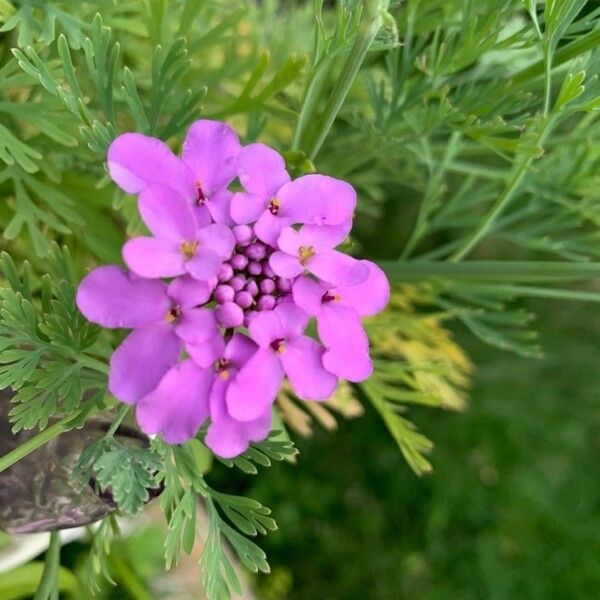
[77,120,390,458]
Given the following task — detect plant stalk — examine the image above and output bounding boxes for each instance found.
[304,0,389,161]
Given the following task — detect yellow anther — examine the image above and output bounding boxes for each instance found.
[180,240,198,259]
[298,246,315,266]
[165,306,182,323]
[268,198,281,215]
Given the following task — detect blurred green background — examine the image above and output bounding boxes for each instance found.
[238,300,599,600]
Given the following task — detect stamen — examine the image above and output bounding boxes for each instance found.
[165,305,182,323]
[214,358,231,380]
[298,246,315,266]
[195,181,206,205]
[180,240,198,259]
[322,292,341,303]
[268,198,281,215]
[271,338,286,354]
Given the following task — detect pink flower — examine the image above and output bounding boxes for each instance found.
[76,119,391,457]
[269,223,369,286]
[292,262,390,382]
[76,266,221,403]
[232,148,356,245]
[108,120,241,224]
[136,334,271,454]
[123,184,235,281]
[226,303,338,422]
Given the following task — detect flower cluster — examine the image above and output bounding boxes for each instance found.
[77,120,389,458]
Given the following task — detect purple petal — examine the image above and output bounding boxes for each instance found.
[309,250,369,286]
[318,305,372,382]
[168,275,215,308]
[274,301,309,341]
[333,260,390,316]
[230,192,267,225]
[194,205,213,227]
[224,333,258,366]
[181,120,240,196]
[277,221,352,255]
[123,237,185,279]
[77,266,170,328]
[138,184,196,241]
[292,276,326,316]
[206,189,234,226]
[175,308,219,345]
[248,311,284,348]
[109,323,182,404]
[185,250,223,281]
[254,211,291,246]
[107,133,195,198]
[205,378,272,458]
[186,334,227,368]
[268,251,303,279]
[237,143,290,197]
[226,348,284,422]
[281,336,337,400]
[278,174,356,226]
[136,359,213,444]
[197,224,236,258]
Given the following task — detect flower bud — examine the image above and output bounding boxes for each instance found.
[235,291,254,309]
[259,279,276,294]
[245,280,259,297]
[217,263,234,282]
[257,294,276,311]
[233,224,253,245]
[216,302,244,327]
[214,284,234,304]
[230,275,246,292]
[247,261,263,276]
[230,254,249,271]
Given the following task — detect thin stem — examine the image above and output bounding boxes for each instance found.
[451,117,554,261]
[512,29,600,87]
[378,260,600,282]
[0,408,87,474]
[304,1,388,161]
[34,531,61,600]
[77,353,110,374]
[106,404,130,437]
[542,45,553,117]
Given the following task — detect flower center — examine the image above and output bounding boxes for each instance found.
[322,292,341,303]
[214,358,231,380]
[165,305,182,323]
[195,181,206,205]
[180,240,198,259]
[299,246,315,266]
[268,198,281,216]
[271,338,286,354]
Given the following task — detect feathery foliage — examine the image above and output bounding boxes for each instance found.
[0,1,598,598]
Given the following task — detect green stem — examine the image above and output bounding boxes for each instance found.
[0,408,87,474]
[512,29,600,87]
[451,117,554,261]
[34,532,61,600]
[77,354,109,374]
[378,260,600,282]
[304,0,388,160]
[542,45,552,117]
[106,404,130,437]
